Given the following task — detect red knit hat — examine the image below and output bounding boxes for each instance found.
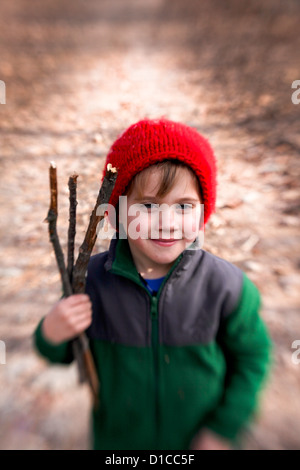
[103,118,217,225]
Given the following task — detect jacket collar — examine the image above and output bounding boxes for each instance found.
[104,234,202,280]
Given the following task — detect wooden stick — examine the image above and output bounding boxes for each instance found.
[71,165,117,406]
[67,173,78,283]
[46,162,72,298]
[72,164,117,294]
[66,172,90,387]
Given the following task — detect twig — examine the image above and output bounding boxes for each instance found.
[72,164,118,294]
[67,173,78,283]
[46,162,72,297]
[67,173,88,387]
[71,164,117,408]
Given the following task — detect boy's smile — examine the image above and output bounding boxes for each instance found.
[151,239,178,247]
[119,165,202,279]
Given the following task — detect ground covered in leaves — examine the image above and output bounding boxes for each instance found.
[0,0,299,449]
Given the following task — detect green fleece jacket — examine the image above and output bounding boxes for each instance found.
[34,237,272,450]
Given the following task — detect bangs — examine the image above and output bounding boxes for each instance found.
[125,160,202,201]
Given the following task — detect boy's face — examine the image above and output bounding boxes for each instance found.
[119,166,202,278]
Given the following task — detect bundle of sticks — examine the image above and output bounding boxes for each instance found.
[45,162,117,409]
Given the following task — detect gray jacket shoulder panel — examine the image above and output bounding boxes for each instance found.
[201,250,244,317]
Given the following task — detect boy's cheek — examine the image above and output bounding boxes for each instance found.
[182,212,201,240]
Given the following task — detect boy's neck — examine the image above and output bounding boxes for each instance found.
[138,266,171,280]
[127,239,175,279]
[135,258,175,280]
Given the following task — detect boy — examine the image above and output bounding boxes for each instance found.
[34,118,272,450]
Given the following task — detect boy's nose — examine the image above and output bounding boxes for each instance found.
[160,207,175,228]
[151,205,181,238]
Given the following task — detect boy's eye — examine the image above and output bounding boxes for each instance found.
[139,203,194,212]
[140,203,159,211]
[175,204,193,213]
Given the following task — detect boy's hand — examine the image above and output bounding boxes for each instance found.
[190,428,232,450]
[42,294,93,344]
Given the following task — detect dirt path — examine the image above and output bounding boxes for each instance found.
[0,0,299,449]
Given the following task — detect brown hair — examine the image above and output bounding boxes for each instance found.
[125,160,203,201]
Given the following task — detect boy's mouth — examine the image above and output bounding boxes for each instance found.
[150,238,179,247]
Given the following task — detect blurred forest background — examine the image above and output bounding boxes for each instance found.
[0,0,299,449]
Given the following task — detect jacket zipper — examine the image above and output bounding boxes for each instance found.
[150,294,159,444]
[109,240,184,447]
